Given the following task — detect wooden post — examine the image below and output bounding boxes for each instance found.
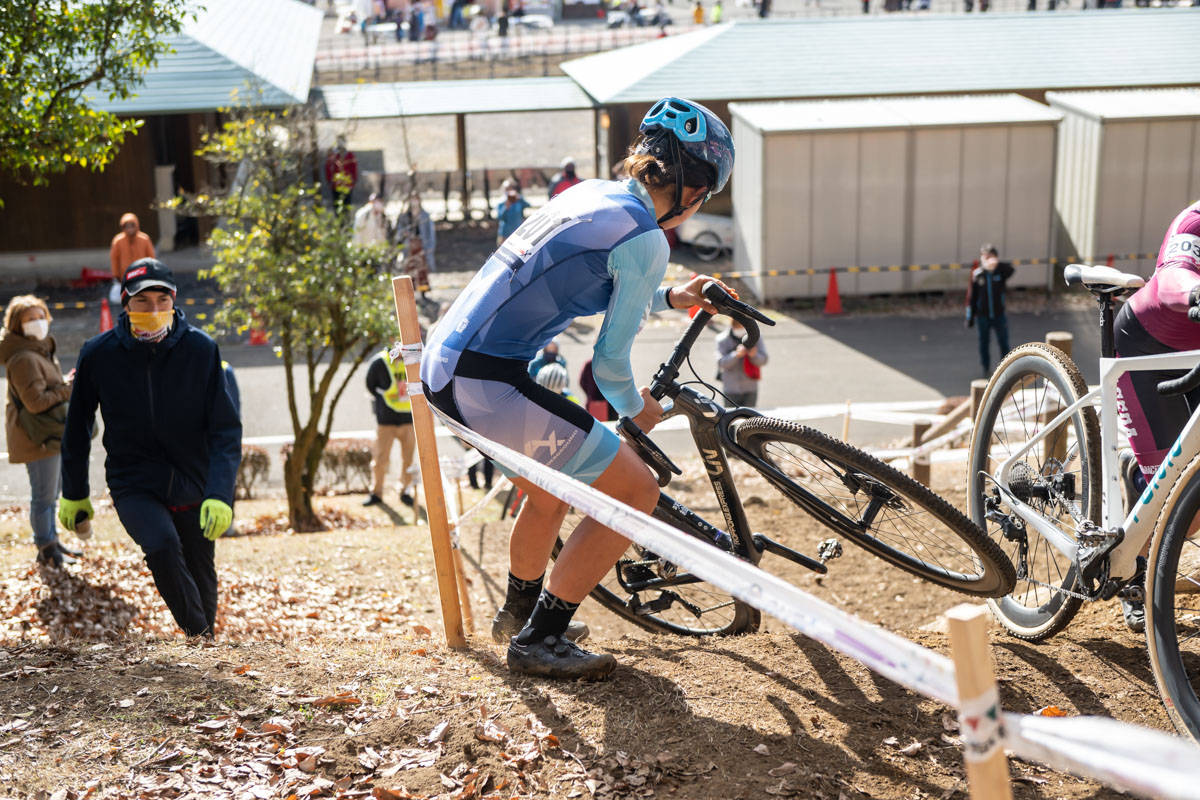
[911,419,931,487]
[841,399,852,443]
[969,379,989,423]
[392,276,467,648]
[1041,333,1072,466]
[1045,331,1073,359]
[945,604,1013,800]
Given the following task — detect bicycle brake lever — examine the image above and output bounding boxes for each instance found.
[618,417,682,488]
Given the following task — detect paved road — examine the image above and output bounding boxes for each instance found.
[0,300,1100,501]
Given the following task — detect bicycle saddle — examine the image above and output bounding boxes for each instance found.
[1063,263,1145,292]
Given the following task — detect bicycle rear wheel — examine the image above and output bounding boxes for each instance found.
[967,343,1100,641]
[1146,458,1200,743]
[736,417,1014,597]
[551,501,761,637]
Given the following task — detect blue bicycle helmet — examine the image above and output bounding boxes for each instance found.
[635,97,734,224]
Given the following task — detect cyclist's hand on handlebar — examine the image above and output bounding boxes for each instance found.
[632,387,664,432]
[669,274,738,314]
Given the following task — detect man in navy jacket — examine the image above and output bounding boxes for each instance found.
[59,259,241,638]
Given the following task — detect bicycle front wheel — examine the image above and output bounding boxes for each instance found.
[736,417,1014,597]
[551,503,761,637]
[967,343,1100,641]
[1146,458,1200,743]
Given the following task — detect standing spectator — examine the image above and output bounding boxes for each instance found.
[757,0,770,16]
[548,157,583,200]
[58,258,241,639]
[716,321,768,407]
[536,362,580,405]
[409,0,426,40]
[965,243,1014,377]
[354,192,392,245]
[528,339,566,379]
[709,0,722,22]
[579,359,616,421]
[324,136,359,214]
[110,213,155,281]
[692,0,704,22]
[450,0,466,28]
[495,179,530,246]
[0,296,79,567]
[398,191,436,272]
[363,348,416,508]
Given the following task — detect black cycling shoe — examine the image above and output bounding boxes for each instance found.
[36,542,64,567]
[1120,556,1147,634]
[362,493,382,507]
[507,634,616,680]
[400,492,415,508]
[490,607,589,644]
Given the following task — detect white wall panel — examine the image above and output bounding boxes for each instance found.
[1095,122,1148,267]
[911,129,962,268]
[959,127,1010,266]
[857,131,908,295]
[762,133,813,300]
[1006,125,1055,289]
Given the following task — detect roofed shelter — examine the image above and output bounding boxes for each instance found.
[0,0,323,262]
[560,11,1199,215]
[314,77,598,203]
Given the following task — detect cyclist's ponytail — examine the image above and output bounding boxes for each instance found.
[623,141,716,193]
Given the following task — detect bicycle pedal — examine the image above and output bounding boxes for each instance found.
[632,592,677,616]
[1117,584,1145,603]
[817,538,843,563]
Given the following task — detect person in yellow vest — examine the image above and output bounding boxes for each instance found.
[709,0,722,22]
[363,348,415,507]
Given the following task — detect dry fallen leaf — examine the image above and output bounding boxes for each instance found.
[898,740,924,756]
[475,718,508,743]
[768,762,796,777]
[1035,705,1069,717]
[753,743,770,755]
[422,721,450,745]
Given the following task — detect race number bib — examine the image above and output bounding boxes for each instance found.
[1164,233,1200,268]
[501,208,589,265]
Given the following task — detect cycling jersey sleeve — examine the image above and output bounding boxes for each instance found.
[592,229,670,418]
[1156,223,1200,311]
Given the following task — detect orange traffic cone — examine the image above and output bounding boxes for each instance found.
[824,268,843,315]
[1106,253,1115,267]
[99,297,113,332]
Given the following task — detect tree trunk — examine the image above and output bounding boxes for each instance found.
[283,440,324,532]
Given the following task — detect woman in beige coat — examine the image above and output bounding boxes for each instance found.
[1,296,77,566]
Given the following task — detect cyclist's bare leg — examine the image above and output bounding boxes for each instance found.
[506,443,657,597]
[547,444,659,603]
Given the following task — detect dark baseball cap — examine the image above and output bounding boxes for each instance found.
[121,258,177,304]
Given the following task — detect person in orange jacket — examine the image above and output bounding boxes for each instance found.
[109,213,155,281]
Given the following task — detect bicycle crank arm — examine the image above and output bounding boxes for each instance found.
[631,591,703,619]
[752,533,828,574]
[620,573,707,593]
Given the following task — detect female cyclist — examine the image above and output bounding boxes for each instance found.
[421,97,735,680]
[1114,198,1200,631]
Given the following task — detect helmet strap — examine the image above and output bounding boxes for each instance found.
[656,136,691,227]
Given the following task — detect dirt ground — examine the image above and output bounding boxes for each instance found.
[0,452,1171,800]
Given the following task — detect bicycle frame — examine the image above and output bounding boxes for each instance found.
[991,348,1200,582]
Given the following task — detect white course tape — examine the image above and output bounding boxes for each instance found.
[458,478,511,526]
[957,687,1004,763]
[1003,713,1200,800]
[407,381,424,396]
[399,342,423,368]
[430,406,959,706]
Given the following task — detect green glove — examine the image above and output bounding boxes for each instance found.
[58,497,94,533]
[200,499,233,541]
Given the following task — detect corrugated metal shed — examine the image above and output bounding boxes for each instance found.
[318,77,596,119]
[88,0,323,114]
[730,95,1062,300]
[562,12,1199,105]
[1045,88,1200,122]
[1048,89,1200,276]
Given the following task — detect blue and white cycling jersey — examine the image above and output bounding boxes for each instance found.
[422,178,672,419]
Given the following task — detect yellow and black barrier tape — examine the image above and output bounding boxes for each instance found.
[47,297,221,311]
[702,253,1160,281]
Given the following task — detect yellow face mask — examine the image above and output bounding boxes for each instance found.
[128,310,173,338]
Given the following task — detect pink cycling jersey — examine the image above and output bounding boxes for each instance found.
[1127,199,1200,350]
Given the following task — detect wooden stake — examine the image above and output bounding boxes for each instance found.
[391,276,467,648]
[441,471,476,634]
[969,379,989,422]
[945,604,1013,800]
[911,419,931,487]
[842,399,852,442]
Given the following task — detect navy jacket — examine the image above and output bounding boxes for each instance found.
[61,310,242,506]
[966,261,1015,322]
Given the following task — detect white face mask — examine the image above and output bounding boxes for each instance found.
[21,319,48,341]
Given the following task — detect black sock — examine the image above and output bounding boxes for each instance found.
[505,572,544,616]
[515,590,579,645]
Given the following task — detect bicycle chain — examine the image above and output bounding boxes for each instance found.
[1015,573,1096,602]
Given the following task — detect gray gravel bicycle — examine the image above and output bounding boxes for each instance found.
[553,282,1015,636]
